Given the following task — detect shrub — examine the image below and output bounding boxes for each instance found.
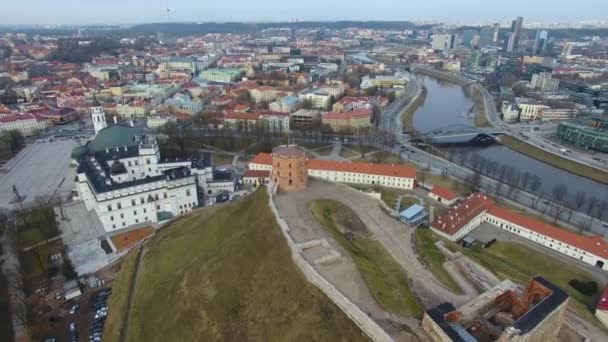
[568,279,598,296]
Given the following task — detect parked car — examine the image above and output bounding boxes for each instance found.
[69,304,79,315]
[69,323,76,332]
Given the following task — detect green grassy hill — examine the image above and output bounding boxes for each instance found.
[116,189,368,342]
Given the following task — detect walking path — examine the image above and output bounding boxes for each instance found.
[276,181,477,323]
[276,184,426,341]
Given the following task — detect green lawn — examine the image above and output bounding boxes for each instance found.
[381,190,399,209]
[413,229,463,294]
[211,153,234,166]
[356,151,403,165]
[20,240,63,293]
[344,145,378,157]
[124,190,369,342]
[17,206,60,248]
[103,251,140,342]
[18,228,46,248]
[499,135,608,185]
[339,147,359,158]
[300,142,332,150]
[399,196,420,212]
[444,237,602,324]
[310,199,423,318]
[314,146,334,156]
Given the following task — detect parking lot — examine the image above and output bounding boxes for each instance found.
[0,139,78,209]
[35,287,112,342]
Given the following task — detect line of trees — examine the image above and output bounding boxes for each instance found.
[0,130,25,160]
[449,150,608,226]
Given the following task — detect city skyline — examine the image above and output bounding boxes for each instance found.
[1,0,608,26]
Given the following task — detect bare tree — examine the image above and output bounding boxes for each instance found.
[521,172,531,191]
[574,192,587,212]
[494,181,503,196]
[530,177,543,208]
[587,196,598,216]
[418,170,428,189]
[551,185,569,224]
[594,200,608,221]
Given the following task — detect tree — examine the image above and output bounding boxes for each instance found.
[574,192,587,212]
[63,257,78,280]
[551,184,569,224]
[418,170,428,188]
[595,200,608,221]
[529,176,543,208]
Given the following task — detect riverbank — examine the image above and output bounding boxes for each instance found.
[400,85,427,133]
[468,85,492,127]
[498,135,608,185]
[416,67,608,185]
[412,67,469,86]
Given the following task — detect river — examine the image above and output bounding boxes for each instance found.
[412,74,608,205]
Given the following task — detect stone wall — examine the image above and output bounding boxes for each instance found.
[265,186,393,342]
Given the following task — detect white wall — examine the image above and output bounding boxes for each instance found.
[484,213,608,271]
[308,169,414,190]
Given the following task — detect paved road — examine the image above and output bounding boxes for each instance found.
[379,76,422,134]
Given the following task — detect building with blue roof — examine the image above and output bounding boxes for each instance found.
[399,204,428,226]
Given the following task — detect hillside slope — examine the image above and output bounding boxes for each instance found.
[121,189,368,342]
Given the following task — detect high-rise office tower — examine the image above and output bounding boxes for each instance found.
[479,26,494,47]
[492,23,500,45]
[533,29,549,55]
[507,16,524,52]
[462,29,478,47]
[432,33,455,52]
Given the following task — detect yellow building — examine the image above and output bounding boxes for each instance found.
[322,108,373,132]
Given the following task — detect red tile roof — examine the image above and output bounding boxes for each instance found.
[431,185,459,201]
[487,206,608,259]
[0,113,41,123]
[335,96,370,105]
[307,159,416,179]
[224,112,261,120]
[430,193,494,236]
[242,170,270,178]
[249,153,272,165]
[323,108,372,120]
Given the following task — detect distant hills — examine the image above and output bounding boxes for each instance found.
[129,21,418,35]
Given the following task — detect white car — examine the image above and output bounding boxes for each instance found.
[94,312,107,319]
[69,304,79,315]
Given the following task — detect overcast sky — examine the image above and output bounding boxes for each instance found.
[1,0,607,26]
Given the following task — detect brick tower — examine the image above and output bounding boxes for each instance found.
[271,145,308,192]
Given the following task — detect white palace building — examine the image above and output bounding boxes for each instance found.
[72,107,236,233]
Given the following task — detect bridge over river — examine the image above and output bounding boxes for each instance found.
[422,124,507,145]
